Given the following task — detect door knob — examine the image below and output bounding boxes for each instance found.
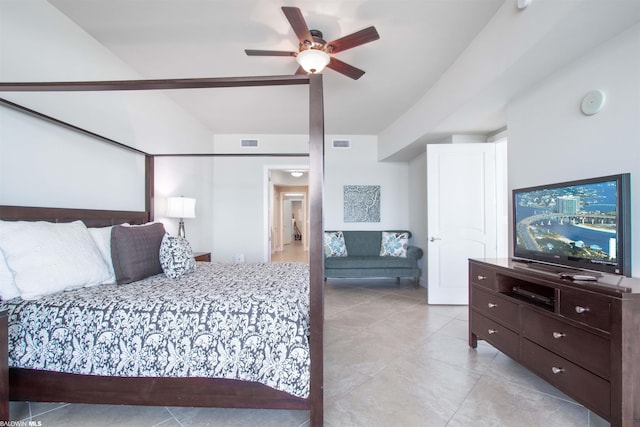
[429,237,441,242]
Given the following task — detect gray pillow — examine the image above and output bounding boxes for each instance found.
[111,223,166,285]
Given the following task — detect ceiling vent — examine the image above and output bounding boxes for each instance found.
[240,138,259,148]
[332,139,351,149]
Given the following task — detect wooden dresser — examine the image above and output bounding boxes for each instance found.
[469,258,640,427]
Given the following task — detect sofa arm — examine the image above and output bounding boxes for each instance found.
[407,245,423,260]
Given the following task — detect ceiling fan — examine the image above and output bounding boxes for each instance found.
[245,7,380,80]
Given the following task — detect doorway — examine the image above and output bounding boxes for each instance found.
[268,168,309,263]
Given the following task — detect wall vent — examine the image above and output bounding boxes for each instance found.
[332,139,351,149]
[240,139,259,147]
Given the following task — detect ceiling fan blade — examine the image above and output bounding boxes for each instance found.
[327,57,365,80]
[326,26,380,54]
[245,49,296,57]
[294,66,308,75]
[281,7,313,44]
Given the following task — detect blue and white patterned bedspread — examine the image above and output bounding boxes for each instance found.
[1,262,310,398]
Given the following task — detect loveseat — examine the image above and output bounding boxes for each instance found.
[323,230,423,285]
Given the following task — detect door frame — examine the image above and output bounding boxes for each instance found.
[263,165,309,261]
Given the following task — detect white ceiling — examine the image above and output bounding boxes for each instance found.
[44,0,640,157]
[47,0,504,136]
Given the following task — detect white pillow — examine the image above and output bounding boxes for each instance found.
[0,249,21,300]
[88,225,123,285]
[0,220,111,299]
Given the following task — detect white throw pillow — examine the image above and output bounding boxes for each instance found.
[0,250,21,300]
[0,220,111,299]
[88,225,127,285]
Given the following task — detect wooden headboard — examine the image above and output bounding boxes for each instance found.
[0,205,149,227]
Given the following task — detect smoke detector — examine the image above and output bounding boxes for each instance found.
[517,0,532,9]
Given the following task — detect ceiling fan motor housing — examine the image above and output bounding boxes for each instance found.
[301,29,328,52]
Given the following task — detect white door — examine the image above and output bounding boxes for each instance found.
[427,143,497,304]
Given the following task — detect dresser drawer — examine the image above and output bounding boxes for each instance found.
[470,311,519,360]
[521,339,610,420]
[471,286,519,332]
[521,307,610,379]
[470,263,495,290]
[559,288,611,332]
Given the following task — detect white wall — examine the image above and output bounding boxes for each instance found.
[408,150,428,285]
[0,105,145,211]
[210,156,309,263]
[154,157,214,253]
[495,140,509,259]
[209,134,412,262]
[0,0,214,231]
[0,1,212,154]
[213,134,310,155]
[508,23,640,276]
[325,135,409,230]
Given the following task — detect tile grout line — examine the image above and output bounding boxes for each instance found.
[164,406,184,427]
[443,365,485,426]
[24,402,71,421]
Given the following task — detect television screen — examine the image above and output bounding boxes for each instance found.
[513,174,631,276]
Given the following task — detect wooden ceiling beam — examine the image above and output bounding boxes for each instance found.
[0,75,310,91]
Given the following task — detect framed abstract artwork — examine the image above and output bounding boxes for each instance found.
[343,185,380,222]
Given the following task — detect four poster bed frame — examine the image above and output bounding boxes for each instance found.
[0,74,325,426]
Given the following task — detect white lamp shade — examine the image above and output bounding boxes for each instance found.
[296,49,330,74]
[166,197,196,219]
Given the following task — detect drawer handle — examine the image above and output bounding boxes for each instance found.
[477,275,487,281]
[487,303,498,308]
[551,367,565,374]
[552,332,566,339]
[574,306,589,314]
[488,329,498,335]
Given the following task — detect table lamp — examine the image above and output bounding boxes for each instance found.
[166,196,196,238]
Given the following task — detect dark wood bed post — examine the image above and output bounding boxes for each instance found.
[145,155,154,221]
[308,73,325,427]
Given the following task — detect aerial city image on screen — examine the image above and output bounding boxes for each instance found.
[515,180,618,264]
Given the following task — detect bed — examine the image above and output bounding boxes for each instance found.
[0,74,325,425]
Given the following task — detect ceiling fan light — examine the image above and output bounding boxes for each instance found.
[296,49,330,74]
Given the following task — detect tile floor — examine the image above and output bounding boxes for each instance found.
[271,241,308,263]
[9,278,609,426]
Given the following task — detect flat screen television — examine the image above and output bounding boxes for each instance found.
[512,173,631,276]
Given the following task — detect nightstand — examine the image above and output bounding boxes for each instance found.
[193,252,211,262]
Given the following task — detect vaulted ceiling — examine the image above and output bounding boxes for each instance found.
[16,1,640,159]
[46,0,504,136]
